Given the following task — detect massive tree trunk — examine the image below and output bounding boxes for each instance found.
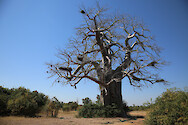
[100,74,126,117]
[102,81,122,106]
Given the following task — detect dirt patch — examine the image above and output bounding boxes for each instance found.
[0,111,147,125]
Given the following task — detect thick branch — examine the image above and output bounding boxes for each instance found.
[84,76,106,87]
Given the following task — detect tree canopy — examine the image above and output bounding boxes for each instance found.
[47,5,167,88]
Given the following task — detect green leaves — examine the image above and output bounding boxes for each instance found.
[0,86,48,117]
[82,97,92,105]
[145,88,188,125]
[78,103,122,118]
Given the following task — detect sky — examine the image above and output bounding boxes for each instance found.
[0,0,187,106]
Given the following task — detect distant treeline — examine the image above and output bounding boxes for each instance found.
[128,103,153,111]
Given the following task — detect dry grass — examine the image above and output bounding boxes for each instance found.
[128,111,147,117]
[0,111,146,125]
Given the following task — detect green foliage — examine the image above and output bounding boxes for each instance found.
[79,97,127,118]
[128,99,153,111]
[82,97,92,105]
[128,98,153,111]
[46,97,61,117]
[0,86,11,115]
[51,97,61,110]
[96,94,102,104]
[62,103,71,111]
[145,87,188,125]
[7,94,38,116]
[128,104,152,111]
[62,101,78,111]
[122,101,129,113]
[78,103,122,118]
[0,94,9,115]
[68,101,78,111]
[0,86,48,117]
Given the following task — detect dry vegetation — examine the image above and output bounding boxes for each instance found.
[0,111,146,125]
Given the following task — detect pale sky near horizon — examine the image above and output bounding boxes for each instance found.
[0,0,187,105]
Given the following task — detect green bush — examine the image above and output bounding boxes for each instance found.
[0,86,48,117]
[82,97,92,105]
[7,94,38,116]
[62,103,71,111]
[0,86,12,115]
[68,101,78,111]
[0,95,9,115]
[145,87,188,125]
[62,102,78,111]
[78,103,122,118]
[79,96,128,118]
[45,97,61,117]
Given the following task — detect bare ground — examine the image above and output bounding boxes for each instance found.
[0,111,147,125]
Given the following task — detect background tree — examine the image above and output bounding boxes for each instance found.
[96,94,101,104]
[46,97,61,117]
[47,4,167,116]
[82,97,92,105]
[68,101,78,111]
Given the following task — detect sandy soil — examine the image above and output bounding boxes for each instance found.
[0,111,147,125]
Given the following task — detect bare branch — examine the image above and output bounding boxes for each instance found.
[47,5,167,89]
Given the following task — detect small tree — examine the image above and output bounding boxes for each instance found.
[62,103,71,112]
[47,3,167,116]
[96,95,101,104]
[82,97,92,105]
[68,101,78,111]
[46,97,61,117]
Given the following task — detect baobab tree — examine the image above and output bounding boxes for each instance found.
[47,5,167,116]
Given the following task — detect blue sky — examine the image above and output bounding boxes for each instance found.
[0,0,187,105]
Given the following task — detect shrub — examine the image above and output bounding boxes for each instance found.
[7,95,38,116]
[122,101,129,113]
[62,102,78,112]
[46,97,61,117]
[62,103,71,111]
[68,101,78,111]
[145,87,188,125]
[1,86,48,117]
[0,95,8,115]
[79,96,129,118]
[82,97,92,105]
[96,95,102,104]
[0,92,10,115]
[0,86,12,115]
[78,103,122,118]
